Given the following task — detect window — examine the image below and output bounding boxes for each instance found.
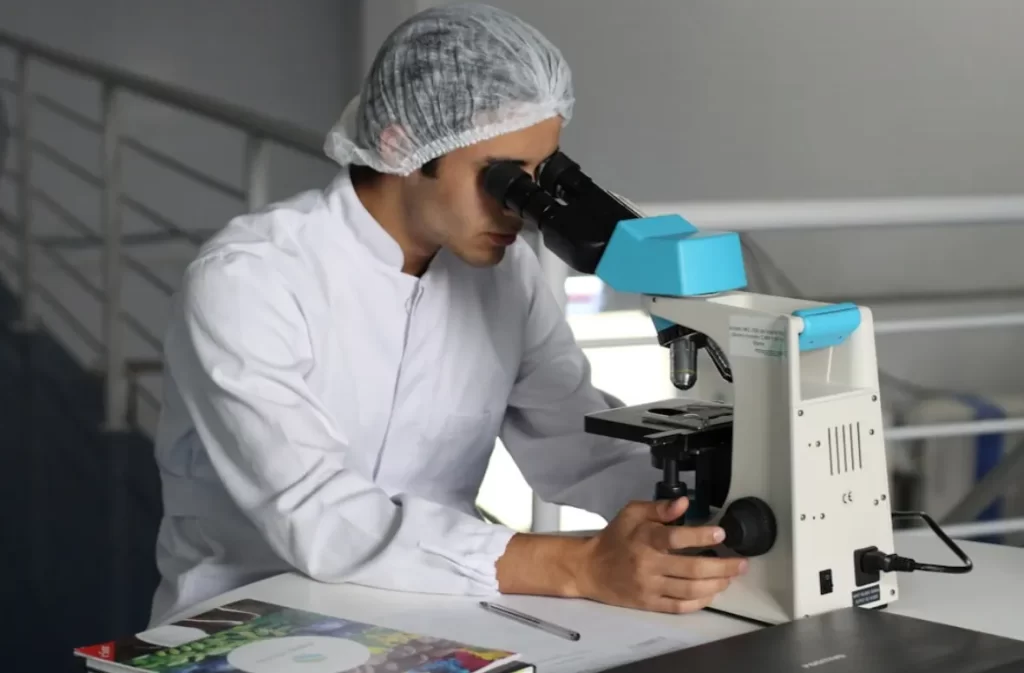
[477,304,677,532]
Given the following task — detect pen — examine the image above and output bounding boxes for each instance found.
[479,601,581,642]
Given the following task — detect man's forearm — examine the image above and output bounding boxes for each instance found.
[495,532,592,598]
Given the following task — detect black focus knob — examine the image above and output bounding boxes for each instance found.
[719,497,777,557]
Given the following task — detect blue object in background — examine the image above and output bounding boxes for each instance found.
[957,394,1005,545]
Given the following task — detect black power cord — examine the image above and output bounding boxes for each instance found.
[861,511,973,575]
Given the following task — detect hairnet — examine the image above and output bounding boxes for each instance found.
[324,3,574,176]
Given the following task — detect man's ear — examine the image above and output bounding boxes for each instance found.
[378,125,410,169]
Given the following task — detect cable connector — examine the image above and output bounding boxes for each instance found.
[860,550,918,574]
[860,511,973,576]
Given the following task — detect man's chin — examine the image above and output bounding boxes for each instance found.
[454,244,507,268]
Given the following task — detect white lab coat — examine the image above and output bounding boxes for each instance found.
[149,168,656,626]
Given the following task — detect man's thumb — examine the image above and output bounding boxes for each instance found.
[656,496,689,522]
[625,496,688,523]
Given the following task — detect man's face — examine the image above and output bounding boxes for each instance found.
[402,116,562,267]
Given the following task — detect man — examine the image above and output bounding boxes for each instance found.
[149,3,746,626]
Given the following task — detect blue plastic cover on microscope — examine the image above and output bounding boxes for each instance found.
[792,302,862,351]
[595,215,747,298]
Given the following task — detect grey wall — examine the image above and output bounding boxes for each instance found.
[1,0,1023,426]
[429,0,1024,401]
[361,0,424,72]
[465,0,1024,202]
[0,0,362,418]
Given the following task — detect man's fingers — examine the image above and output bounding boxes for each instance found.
[659,553,749,580]
[623,497,689,524]
[648,594,716,615]
[657,496,689,523]
[667,524,725,550]
[643,522,676,553]
[658,576,731,601]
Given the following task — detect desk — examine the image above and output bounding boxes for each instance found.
[176,533,1024,672]
[890,532,1024,642]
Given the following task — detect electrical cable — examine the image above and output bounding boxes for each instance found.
[860,511,973,575]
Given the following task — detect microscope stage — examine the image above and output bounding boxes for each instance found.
[585,398,733,448]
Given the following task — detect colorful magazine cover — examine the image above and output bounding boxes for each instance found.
[75,598,522,673]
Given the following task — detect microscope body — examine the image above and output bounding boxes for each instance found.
[483,153,899,625]
[642,291,898,624]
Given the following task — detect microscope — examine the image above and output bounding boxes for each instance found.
[483,152,971,626]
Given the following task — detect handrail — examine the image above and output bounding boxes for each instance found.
[33,91,104,133]
[30,229,217,249]
[900,516,1024,539]
[0,248,103,352]
[642,195,1024,231]
[0,29,324,156]
[122,353,1024,445]
[121,136,245,200]
[120,194,207,245]
[0,29,340,429]
[876,312,1024,334]
[886,418,1024,443]
[32,138,104,187]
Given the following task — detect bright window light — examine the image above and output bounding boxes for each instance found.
[477,303,676,533]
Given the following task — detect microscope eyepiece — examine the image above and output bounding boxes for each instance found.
[537,151,643,224]
[482,161,561,230]
[536,151,583,200]
[481,152,640,275]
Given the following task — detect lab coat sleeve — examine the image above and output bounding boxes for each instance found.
[498,251,665,523]
[165,251,515,594]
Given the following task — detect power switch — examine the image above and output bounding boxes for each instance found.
[819,569,834,595]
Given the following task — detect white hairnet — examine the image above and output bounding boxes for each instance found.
[324,3,574,176]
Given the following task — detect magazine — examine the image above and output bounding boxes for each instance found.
[75,598,530,673]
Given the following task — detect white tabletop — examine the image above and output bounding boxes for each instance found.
[175,532,1024,673]
[889,532,1024,642]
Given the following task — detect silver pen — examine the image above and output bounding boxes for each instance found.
[479,601,581,641]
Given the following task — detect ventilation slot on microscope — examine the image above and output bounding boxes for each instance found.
[828,423,864,475]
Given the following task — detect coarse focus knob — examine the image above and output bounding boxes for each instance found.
[719,497,777,557]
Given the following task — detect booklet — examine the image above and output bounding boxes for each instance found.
[74,598,532,673]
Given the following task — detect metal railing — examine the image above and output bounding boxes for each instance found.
[0,29,334,430]
[2,31,1024,538]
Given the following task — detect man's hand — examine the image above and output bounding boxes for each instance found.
[571,497,748,614]
[496,497,747,614]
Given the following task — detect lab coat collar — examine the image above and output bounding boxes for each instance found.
[328,167,406,271]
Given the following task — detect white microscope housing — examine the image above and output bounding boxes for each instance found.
[639,291,898,624]
[481,151,975,626]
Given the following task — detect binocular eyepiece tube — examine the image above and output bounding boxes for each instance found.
[481,160,561,230]
[481,151,641,274]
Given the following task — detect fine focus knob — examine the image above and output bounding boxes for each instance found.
[719,497,777,557]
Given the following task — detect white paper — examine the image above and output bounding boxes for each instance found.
[374,596,701,673]
[526,634,690,673]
